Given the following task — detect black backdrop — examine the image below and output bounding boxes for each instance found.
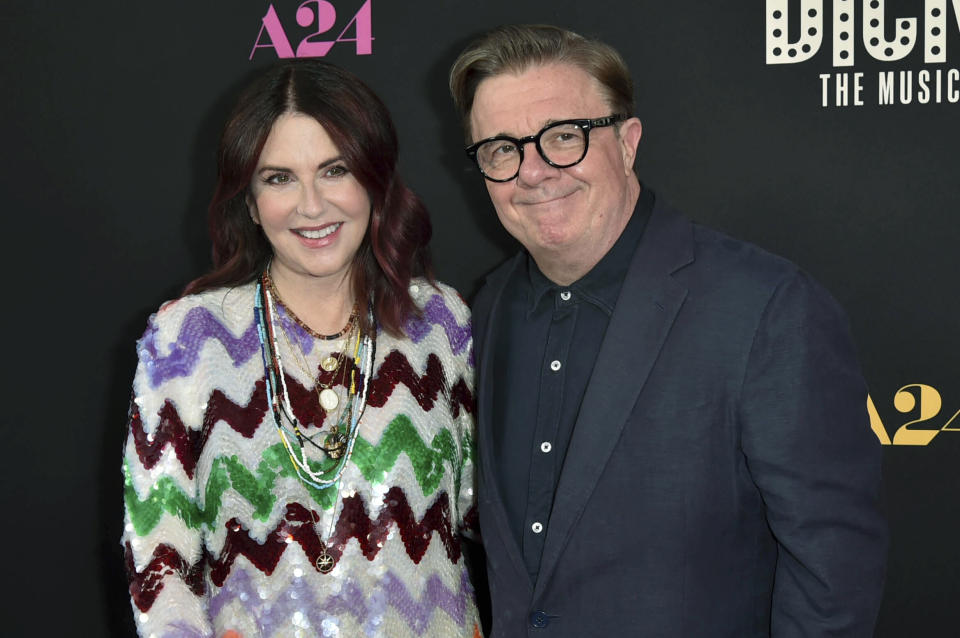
[1,1,957,635]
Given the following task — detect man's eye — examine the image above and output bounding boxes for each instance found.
[493,142,517,156]
[547,130,581,146]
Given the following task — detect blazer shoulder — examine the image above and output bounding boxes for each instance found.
[650,198,837,314]
[473,253,523,322]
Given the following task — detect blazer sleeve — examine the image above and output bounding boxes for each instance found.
[738,270,888,637]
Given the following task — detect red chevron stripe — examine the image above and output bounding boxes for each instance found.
[335,486,460,564]
[128,397,204,479]
[368,350,443,410]
[204,381,269,437]
[208,489,462,586]
[125,541,205,612]
[130,351,474,476]
[450,377,475,419]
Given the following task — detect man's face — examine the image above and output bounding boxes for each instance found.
[468,63,642,278]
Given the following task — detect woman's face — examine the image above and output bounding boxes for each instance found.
[248,112,371,293]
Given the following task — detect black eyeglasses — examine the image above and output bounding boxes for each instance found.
[465,114,627,182]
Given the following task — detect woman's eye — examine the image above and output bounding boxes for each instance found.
[264,172,292,185]
[325,165,349,178]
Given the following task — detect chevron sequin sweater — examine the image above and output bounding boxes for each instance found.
[122,280,480,638]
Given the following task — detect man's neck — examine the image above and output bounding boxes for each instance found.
[532,182,641,286]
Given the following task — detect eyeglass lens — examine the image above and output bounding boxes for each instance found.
[476,121,588,180]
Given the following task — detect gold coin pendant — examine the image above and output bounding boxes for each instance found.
[320,356,339,372]
[319,388,340,412]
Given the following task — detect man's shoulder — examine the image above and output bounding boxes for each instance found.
[472,252,524,318]
[692,221,799,284]
[652,198,803,293]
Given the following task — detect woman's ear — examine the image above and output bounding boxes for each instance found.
[246,193,261,225]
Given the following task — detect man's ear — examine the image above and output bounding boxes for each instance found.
[618,117,643,175]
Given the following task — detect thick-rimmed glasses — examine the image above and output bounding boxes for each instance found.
[465,114,627,182]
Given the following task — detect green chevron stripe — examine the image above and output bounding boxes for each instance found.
[352,415,457,493]
[124,416,473,536]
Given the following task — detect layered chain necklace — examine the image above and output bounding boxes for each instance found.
[253,269,376,573]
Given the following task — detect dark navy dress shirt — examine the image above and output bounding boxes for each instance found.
[490,187,654,582]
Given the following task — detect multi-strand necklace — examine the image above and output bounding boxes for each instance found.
[264,269,358,458]
[253,269,376,573]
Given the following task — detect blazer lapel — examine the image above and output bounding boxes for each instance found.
[474,254,533,590]
[534,202,694,594]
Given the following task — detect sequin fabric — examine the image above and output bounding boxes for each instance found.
[122,280,479,638]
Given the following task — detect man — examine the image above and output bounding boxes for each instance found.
[449,25,887,637]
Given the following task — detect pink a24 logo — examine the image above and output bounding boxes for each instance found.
[250,0,373,60]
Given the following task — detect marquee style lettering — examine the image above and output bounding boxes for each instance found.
[250,1,374,60]
[250,5,296,60]
[767,0,825,64]
[863,0,917,62]
[925,0,960,63]
[768,0,960,66]
[834,0,856,66]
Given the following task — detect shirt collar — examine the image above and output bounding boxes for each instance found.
[526,185,655,314]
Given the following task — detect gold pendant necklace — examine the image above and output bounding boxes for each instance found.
[320,355,339,372]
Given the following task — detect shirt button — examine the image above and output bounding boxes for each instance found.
[531,521,544,534]
[549,360,561,372]
[559,290,571,301]
[540,441,552,453]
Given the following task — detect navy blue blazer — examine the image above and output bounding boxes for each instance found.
[471,198,887,637]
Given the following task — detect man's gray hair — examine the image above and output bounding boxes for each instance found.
[449,24,635,142]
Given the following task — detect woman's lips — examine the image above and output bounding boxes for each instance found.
[291,222,343,246]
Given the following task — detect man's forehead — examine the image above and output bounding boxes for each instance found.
[469,63,608,138]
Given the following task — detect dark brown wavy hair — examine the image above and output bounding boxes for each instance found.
[184,60,433,336]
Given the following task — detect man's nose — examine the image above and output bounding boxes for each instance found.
[516,142,559,186]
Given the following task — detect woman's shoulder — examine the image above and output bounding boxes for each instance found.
[407,278,470,322]
[136,283,258,374]
[400,278,472,359]
[145,283,257,337]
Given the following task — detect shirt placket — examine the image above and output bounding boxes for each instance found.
[522,290,578,580]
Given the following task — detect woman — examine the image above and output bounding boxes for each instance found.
[122,60,480,638]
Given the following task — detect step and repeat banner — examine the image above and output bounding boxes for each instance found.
[1,1,956,635]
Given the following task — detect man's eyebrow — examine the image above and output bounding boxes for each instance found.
[486,118,566,139]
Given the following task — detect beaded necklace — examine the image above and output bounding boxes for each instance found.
[253,273,375,491]
[254,274,376,573]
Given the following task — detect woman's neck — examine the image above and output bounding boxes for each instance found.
[267,264,356,337]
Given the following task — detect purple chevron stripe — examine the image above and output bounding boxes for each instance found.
[382,569,473,632]
[209,566,474,634]
[405,295,471,355]
[210,567,375,634]
[275,304,316,355]
[160,621,211,638]
[140,307,259,388]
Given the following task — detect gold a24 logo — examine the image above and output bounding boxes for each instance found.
[868,384,960,446]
